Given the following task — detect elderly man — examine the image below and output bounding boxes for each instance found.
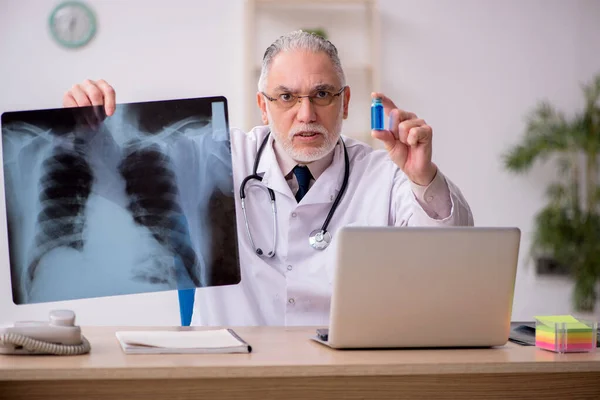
[63,30,473,326]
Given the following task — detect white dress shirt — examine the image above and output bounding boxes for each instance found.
[191,125,474,326]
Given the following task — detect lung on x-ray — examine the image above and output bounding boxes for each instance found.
[1,96,240,305]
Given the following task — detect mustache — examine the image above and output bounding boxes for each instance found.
[288,123,329,139]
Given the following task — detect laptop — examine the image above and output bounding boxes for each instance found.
[313,226,521,349]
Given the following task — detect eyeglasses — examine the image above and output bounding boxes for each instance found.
[261,86,346,110]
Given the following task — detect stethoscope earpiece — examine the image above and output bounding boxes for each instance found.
[240,131,349,257]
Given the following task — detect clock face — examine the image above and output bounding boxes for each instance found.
[49,1,96,48]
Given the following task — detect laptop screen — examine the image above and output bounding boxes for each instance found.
[1,96,240,305]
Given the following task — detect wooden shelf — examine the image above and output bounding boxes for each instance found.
[252,64,373,76]
[244,0,381,145]
[254,0,375,6]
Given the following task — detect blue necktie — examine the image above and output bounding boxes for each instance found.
[293,165,312,202]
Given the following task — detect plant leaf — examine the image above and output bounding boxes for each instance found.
[503,102,569,172]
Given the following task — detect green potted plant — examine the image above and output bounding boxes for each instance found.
[301,28,327,39]
[502,73,600,313]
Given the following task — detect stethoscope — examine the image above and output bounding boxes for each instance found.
[239,132,350,257]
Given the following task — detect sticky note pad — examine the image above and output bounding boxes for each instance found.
[535,315,597,353]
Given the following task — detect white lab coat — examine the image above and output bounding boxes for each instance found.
[191,125,473,326]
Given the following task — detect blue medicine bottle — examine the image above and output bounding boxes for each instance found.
[371,97,384,130]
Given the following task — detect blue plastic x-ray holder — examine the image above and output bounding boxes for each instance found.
[178,289,195,326]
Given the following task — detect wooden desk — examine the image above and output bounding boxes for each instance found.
[1,326,599,399]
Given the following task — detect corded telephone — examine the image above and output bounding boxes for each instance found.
[0,309,91,355]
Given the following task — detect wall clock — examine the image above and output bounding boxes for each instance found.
[49,1,97,49]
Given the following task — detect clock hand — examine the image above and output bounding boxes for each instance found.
[68,17,76,40]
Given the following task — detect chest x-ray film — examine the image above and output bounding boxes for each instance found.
[1,96,240,305]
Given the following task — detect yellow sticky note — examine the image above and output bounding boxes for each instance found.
[535,315,580,324]
[535,315,591,332]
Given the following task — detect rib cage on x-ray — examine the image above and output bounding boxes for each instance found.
[119,141,201,287]
[26,143,94,295]
[1,97,240,305]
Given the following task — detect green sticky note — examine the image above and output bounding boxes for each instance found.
[535,315,579,323]
[535,315,592,332]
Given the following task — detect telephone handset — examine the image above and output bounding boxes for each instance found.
[0,309,91,355]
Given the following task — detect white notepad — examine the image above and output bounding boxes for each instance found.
[115,329,252,354]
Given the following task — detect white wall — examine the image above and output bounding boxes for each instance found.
[1,0,599,325]
[380,0,600,320]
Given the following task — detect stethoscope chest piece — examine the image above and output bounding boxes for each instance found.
[309,229,332,250]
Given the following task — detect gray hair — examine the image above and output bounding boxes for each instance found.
[258,30,346,92]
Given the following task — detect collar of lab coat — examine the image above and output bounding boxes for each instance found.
[256,132,346,206]
[273,138,335,181]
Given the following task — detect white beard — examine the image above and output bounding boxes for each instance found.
[267,104,343,163]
